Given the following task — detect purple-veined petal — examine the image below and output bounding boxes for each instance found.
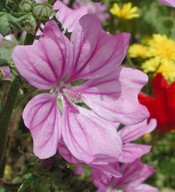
[118,119,157,143]
[13,20,71,89]
[61,97,122,164]
[91,168,113,192]
[158,0,175,7]
[72,67,149,125]
[23,93,61,159]
[53,0,88,32]
[125,184,160,192]
[118,143,151,163]
[116,159,155,187]
[66,14,130,81]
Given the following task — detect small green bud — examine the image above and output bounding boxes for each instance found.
[19,0,32,12]
[32,2,54,21]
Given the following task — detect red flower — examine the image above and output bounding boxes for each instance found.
[139,73,175,133]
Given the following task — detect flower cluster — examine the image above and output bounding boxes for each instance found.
[7,0,162,191]
[129,34,175,82]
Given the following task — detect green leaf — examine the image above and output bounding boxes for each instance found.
[0,0,6,10]
[0,44,15,68]
[17,173,37,192]
[0,12,36,36]
[0,12,11,36]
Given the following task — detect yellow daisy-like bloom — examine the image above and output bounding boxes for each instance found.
[110,2,140,20]
[147,34,175,65]
[128,44,148,59]
[158,63,175,82]
[142,58,175,82]
[139,34,175,82]
[142,58,160,73]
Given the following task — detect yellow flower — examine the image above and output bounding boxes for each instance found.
[148,34,175,65]
[128,44,148,58]
[158,63,175,82]
[142,58,175,82]
[142,58,160,73]
[110,2,140,20]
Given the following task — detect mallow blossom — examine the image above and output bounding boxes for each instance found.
[58,119,156,176]
[13,15,149,163]
[91,159,159,192]
[158,0,175,7]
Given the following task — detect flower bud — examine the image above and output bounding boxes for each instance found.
[32,2,54,21]
[19,0,32,12]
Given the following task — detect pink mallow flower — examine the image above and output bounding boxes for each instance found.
[158,0,175,7]
[92,159,159,192]
[57,119,156,177]
[12,15,149,163]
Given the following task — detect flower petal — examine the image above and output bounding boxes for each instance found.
[61,97,122,163]
[125,184,159,192]
[118,143,151,163]
[67,14,130,81]
[158,0,175,7]
[118,119,157,143]
[72,67,149,125]
[116,159,155,187]
[53,0,88,32]
[23,93,61,159]
[12,20,71,89]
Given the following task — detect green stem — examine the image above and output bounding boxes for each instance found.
[0,78,19,175]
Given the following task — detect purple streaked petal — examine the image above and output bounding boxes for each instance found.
[91,169,113,192]
[61,97,122,164]
[53,0,88,32]
[116,159,155,187]
[125,184,160,192]
[23,93,61,159]
[118,143,151,163]
[72,67,149,125]
[67,14,130,81]
[13,20,71,89]
[158,0,175,7]
[119,119,157,143]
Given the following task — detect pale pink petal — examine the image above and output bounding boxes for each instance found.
[158,0,175,7]
[13,20,71,89]
[23,93,61,159]
[118,143,151,163]
[125,184,159,192]
[72,67,149,125]
[116,159,155,187]
[66,14,130,81]
[119,119,157,143]
[53,0,88,32]
[61,97,122,163]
